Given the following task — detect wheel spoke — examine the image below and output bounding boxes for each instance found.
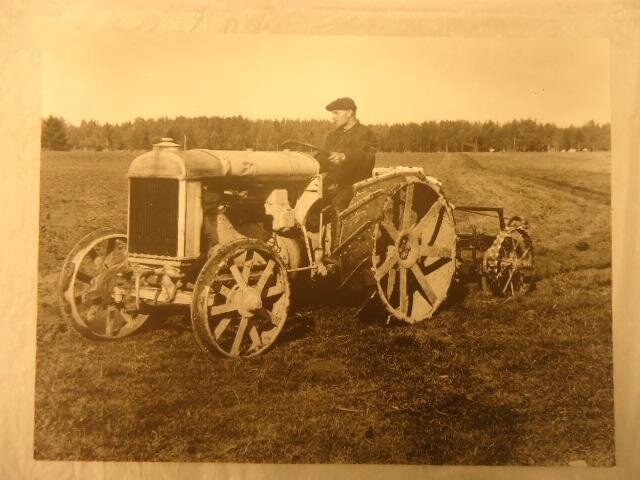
[512,238,523,253]
[380,219,399,242]
[234,250,247,268]
[249,326,262,350]
[413,199,444,235]
[374,251,399,281]
[399,267,408,314]
[105,306,115,336]
[242,250,254,283]
[119,311,135,325]
[386,267,397,298]
[229,265,248,289]
[402,183,415,230]
[73,282,92,301]
[257,308,279,326]
[410,264,436,305]
[213,317,231,340]
[501,268,515,294]
[230,316,249,356]
[264,282,284,298]
[256,260,276,294]
[219,285,232,298]
[210,302,238,317]
[423,257,452,275]
[76,270,94,283]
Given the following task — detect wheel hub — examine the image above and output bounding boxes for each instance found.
[236,287,263,317]
[507,251,527,269]
[83,270,121,306]
[396,230,420,268]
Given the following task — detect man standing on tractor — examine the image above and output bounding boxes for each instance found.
[324,97,379,212]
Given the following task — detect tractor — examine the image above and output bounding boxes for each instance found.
[59,138,534,358]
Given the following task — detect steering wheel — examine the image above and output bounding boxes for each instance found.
[280,140,329,154]
[279,139,332,171]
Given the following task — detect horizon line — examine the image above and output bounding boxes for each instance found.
[44,114,611,129]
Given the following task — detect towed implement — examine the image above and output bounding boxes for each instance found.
[59,139,534,358]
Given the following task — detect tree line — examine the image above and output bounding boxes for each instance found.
[41,115,610,152]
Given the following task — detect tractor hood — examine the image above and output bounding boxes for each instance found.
[128,139,319,181]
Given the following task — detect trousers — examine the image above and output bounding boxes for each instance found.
[330,185,354,214]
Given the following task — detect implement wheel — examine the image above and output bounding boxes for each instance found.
[482,227,534,297]
[372,181,457,323]
[191,238,290,358]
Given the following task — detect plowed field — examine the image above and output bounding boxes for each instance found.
[35,150,613,465]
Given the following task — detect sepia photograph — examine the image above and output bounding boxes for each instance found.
[34,32,613,466]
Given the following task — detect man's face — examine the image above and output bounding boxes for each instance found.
[330,109,353,129]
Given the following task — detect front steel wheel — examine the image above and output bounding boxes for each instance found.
[58,228,150,340]
[191,238,290,358]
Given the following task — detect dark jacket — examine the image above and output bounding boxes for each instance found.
[323,121,378,189]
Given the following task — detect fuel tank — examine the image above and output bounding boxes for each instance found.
[127,139,319,181]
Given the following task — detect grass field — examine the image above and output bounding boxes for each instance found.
[35,150,613,465]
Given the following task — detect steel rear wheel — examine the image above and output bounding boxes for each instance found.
[58,228,150,340]
[372,182,457,323]
[191,238,290,358]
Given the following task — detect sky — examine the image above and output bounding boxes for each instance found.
[42,33,610,127]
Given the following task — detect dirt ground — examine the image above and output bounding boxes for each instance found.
[35,150,613,465]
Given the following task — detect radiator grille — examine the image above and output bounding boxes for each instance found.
[128,178,179,256]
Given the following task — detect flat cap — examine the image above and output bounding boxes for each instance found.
[325,97,357,112]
